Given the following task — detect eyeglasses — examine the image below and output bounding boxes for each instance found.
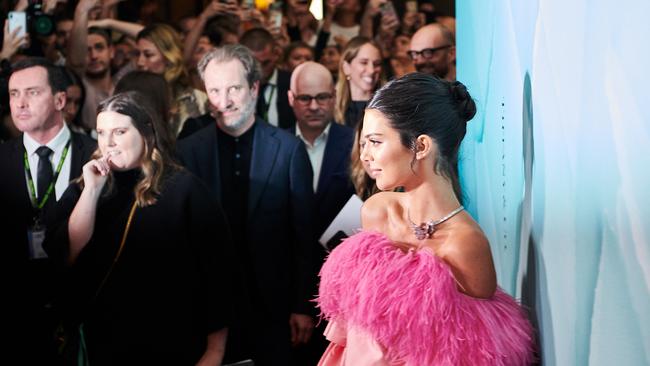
[407,45,452,60]
[294,93,334,105]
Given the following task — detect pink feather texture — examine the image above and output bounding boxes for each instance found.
[317,231,535,366]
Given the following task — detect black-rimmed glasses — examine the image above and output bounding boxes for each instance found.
[294,93,334,105]
[407,45,452,60]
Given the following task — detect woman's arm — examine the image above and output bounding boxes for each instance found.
[196,328,228,366]
[438,232,497,299]
[67,158,111,264]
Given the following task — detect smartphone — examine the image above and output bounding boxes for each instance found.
[268,2,283,28]
[8,11,27,38]
[270,10,283,27]
[380,1,396,18]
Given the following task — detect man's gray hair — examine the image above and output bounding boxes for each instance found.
[197,44,262,88]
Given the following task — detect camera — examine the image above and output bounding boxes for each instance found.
[27,0,54,37]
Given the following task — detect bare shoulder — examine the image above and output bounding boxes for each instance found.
[437,221,497,298]
[361,192,402,231]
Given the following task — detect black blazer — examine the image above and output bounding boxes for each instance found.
[275,69,295,130]
[177,119,316,316]
[256,69,295,130]
[0,130,95,361]
[290,122,356,239]
[314,123,355,238]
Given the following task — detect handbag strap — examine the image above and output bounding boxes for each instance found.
[93,200,138,299]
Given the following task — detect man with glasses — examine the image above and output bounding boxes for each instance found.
[408,23,456,81]
[288,61,355,365]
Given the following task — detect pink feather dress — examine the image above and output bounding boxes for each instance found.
[317,231,535,366]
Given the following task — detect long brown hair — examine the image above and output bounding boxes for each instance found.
[79,91,180,207]
[334,36,382,124]
[350,116,379,200]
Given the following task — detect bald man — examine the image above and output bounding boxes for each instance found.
[409,23,456,81]
[288,62,355,363]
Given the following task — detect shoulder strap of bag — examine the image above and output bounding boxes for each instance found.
[93,200,138,299]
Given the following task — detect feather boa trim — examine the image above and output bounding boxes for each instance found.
[317,231,535,366]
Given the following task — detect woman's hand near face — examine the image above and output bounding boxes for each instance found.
[81,154,113,193]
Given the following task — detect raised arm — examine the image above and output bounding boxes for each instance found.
[67,157,110,264]
[89,18,144,39]
[183,0,238,65]
[360,0,384,39]
[67,0,102,73]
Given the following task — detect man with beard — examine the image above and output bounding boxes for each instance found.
[67,0,115,130]
[177,45,316,366]
[408,23,456,81]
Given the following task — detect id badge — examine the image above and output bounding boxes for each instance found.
[27,224,48,260]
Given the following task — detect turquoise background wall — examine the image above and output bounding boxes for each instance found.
[456,1,650,364]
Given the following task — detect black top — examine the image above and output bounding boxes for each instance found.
[44,168,233,365]
[345,100,369,129]
[178,113,213,140]
[217,124,255,244]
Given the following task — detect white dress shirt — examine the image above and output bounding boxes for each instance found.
[296,122,331,192]
[262,69,279,127]
[23,123,72,202]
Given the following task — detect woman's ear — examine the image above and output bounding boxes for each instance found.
[415,135,434,160]
[342,61,351,79]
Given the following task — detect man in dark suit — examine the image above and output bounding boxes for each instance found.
[177,45,316,366]
[287,61,355,365]
[240,28,296,130]
[0,58,96,363]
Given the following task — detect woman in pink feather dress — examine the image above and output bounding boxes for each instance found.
[317,73,535,365]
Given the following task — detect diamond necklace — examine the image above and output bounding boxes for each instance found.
[407,205,464,240]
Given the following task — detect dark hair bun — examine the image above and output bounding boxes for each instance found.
[450,81,477,122]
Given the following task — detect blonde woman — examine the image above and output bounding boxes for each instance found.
[334,36,383,128]
[136,23,209,136]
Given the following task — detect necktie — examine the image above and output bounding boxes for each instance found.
[35,146,54,204]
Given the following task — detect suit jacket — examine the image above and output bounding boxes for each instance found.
[291,122,356,239]
[314,123,355,238]
[177,119,315,318]
[0,130,95,361]
[178,113,212,140]
[257,69,295,130]
[275,69,295,130]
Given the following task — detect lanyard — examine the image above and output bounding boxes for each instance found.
[23,139,71,210]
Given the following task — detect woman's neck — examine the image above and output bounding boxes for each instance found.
[350,85,372,101]
[402,175,461,224]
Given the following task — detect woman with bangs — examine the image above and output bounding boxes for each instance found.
[136,23,209,136]
[334,36,383,129]
[45,92,232,365]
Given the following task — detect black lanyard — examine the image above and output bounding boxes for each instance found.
[23,139,71,210]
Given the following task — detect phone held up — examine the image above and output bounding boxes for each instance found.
[380,1,396,18]
[268,1,283,28]
[8,11,27,39]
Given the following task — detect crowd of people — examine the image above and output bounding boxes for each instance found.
[0,0,536,365]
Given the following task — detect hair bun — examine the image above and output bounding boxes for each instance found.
[450,81,477,122]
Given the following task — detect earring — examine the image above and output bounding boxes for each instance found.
[345,75,351,81]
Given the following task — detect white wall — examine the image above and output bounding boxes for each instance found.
[457,1,650,364]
